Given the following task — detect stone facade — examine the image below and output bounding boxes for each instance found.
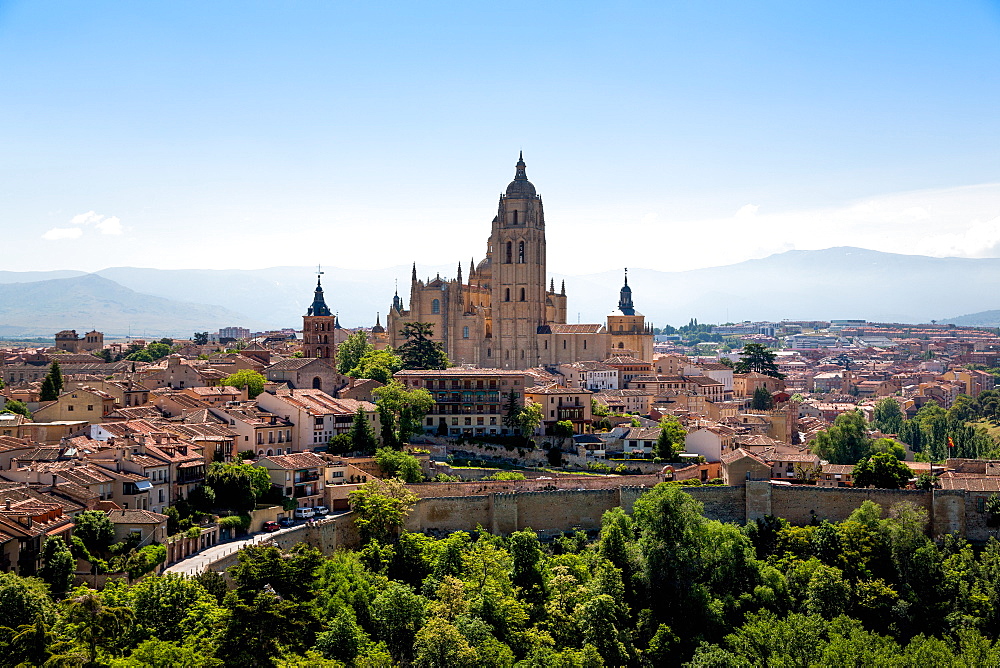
[386,155,653,368]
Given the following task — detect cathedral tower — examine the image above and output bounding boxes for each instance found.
[487,152,548,368]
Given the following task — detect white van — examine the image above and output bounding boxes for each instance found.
[294,507,315,519]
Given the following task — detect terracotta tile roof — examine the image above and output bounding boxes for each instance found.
[259,452,327,470]
[525,385,591,395]
[272,390,375,416]
[938,475,1000,492]
[721,448,767,466]
[603,356,649,366]
[106,508,168,524]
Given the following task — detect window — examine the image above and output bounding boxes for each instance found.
[518,241,525,263]
[87,404,94,411]
[520,287,525,301]
[513,209,518,224]
[563,340,567,350]
[463,326,469,339]
[68,405,74,411]
[432,299,440,314]
[505,241,512,263]
[583,340,587,350]
[487,348,491,358]
[544,340,548,349]
[505,288,510,302]
[618,342,624,349]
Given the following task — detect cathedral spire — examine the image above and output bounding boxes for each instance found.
[411,262,417,282]
[457,262,463,283]
[560,280,566,296]
[470,257,476,277]
[617,268,635,315]
[550,278,555,293]
[306,271,332,317]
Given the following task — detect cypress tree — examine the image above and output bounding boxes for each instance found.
[350,406,379,454]
[48,361,63,394]
[40,376,57,402]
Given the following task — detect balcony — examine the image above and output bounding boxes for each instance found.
[294,471,320,484]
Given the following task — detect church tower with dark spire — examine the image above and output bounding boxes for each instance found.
[302,270,340,359]
[607,268,653,359]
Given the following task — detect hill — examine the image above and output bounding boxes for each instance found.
[0,274,258,337]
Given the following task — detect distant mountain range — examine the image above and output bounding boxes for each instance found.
[1,247,999,337]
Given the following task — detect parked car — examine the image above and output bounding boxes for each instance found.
[278,517,294,527]
[313,505,330,516]
[262,521,280,532]
[294,507,315,519]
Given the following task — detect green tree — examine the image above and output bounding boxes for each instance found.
[349,348,403,384]
[74,510,116,554]
[350,406,379,454]
[873,397,905,434]
[193,331,209,345]
[482,470,526,481]
[413,617,477,667]
[40,360,64,401]
[221,369,267,399]
[348,478,419,545]
[1,399,31,419]
[373,380,435,447]
[502,390,520,432]
[734,343,785,379]
[654,415,686,460]
[517,400,543,438]
[64,590,135,664]
[374,447,424,483]
[397,322,450,370]
[751,385,774,410]
[372,581,427,664]
[206,461,273,513]
[0,571,56,629]
[852,452,912,489]
[146,342,172,360]
[552,420,575,438]
[38,537,75,597]
[809,410,872,464]
[337,330,374,375]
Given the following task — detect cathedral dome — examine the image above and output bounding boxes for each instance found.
[505,152,536,199]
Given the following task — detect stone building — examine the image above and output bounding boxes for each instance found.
[54,329,104,353]
[386,154,653,369]
[302,275,349,360]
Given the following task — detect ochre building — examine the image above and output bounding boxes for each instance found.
[387,154,653,369]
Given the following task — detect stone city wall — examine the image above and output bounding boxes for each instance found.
[408,475,663,498]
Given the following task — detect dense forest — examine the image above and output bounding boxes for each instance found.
[4,484,1000,666]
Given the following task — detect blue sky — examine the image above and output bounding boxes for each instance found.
[2,1,999,273]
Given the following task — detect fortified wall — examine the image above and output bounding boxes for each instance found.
[194,483,997,575]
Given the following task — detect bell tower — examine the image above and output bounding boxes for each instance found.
[302,270,337,359]
[487,153,547,369]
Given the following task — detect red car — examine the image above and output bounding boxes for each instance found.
[262,521,280,532]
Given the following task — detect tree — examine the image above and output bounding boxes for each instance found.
[734,343,785,379]
[810,410,872,464]
[1,399,31,419]
[38,537,75,597]
[349,348,403,384]
[502,390,520,432]
[206,461,273,513]
[397,322,449,370]
[873,397,905,434]
[221,369,267,399]
[655,415,686,460]
[350,406,379,454]
[125,349,155,362]
[517,401,543,438]
[853,452,912,489]
[64,590,135,664]
[193,331,209,345]
[0,571,56,630]
[372,581,427,664]
[413,617,477,667]
[337,331,374,375]
[482,470,526,481]
[552,420,575,439]
[146,342,172,359]
[348,478,419,544]
[373,380,435,447]
[74,510,116,554]
[374,447,424,483]
[751,386,774,410]
[47,360,63,395]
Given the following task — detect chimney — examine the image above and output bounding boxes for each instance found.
[4,499,9,511]
[10,458,17,470]
[51,474,57,487]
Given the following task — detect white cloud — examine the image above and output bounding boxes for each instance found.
[95,216,123,235]
[735,204,759,218]
[42,226,84,240]
[70,210,103,226]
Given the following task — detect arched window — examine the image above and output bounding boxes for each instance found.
[520,288,526,301]
[618,342,624,349]
[513,210,518,224]
[505,288,510,302]
[463,326,469,339]
[505,241,512,264]
[518,241,525,263]
[312,377,322,390]
[432,299,440,314]
[487,348,491,357]
[521,350,525,359]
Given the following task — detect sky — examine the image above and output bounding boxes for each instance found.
[2,1,1000,275]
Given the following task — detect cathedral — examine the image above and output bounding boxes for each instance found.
[384,154,653,369]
